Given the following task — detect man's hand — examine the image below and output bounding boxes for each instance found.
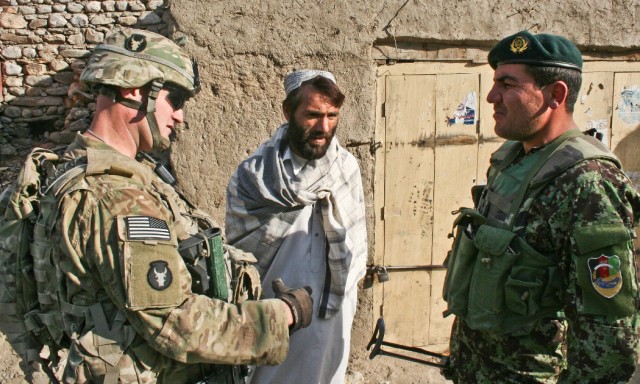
[272,278,313,333]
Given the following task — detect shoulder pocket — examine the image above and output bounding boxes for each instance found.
[573,223,637,317]
[116,215,183,310]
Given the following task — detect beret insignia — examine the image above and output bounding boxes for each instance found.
[510,36,528,54]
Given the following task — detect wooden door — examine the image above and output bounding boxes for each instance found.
[373,61,640,351]
[374,63,494,350]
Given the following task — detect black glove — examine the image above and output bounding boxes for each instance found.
[272,278,313,333]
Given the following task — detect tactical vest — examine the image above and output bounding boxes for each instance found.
[442,130,621,334]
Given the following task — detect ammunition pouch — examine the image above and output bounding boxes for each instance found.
[227,246,262,302]
[443,208,485,318]
[443,208,564,334]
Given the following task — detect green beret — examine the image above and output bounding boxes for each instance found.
[488,30,583,72]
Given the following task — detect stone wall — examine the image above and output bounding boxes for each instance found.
[0,0,171,157]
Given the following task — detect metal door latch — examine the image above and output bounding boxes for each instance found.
[363,264,446,288]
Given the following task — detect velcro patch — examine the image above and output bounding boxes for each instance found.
[147,260,173,290]
[125,216,170,241]
[589,255,623,298]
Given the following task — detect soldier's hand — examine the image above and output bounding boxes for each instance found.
[272,278,313,333]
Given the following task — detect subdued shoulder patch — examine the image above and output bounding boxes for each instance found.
[124,33,147,52]
[147,260,173,290]
[125,216,171,241]
[589,255,623,298]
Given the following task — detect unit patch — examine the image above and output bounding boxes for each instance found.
[148,261,172,290]
[588,255,623,298]
[125,33,147,52]
[510,36,528,54]
[125,216,170,241]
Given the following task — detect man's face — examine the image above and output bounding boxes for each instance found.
[286,86,340,160]
[136,87,186,151]
[486,64,549,142]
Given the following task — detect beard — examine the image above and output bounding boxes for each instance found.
[286,116,337,160]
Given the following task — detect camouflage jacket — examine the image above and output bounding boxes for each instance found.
[449,133,640,383]
[51,134,289,383]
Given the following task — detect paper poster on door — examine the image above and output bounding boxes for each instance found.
[447,91,477,126]
[618,86,640,125]
[585,119,609,147]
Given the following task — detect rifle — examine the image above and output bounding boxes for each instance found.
[367,317,450,368]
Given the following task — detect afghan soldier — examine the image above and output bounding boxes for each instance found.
[442,31,640,382]
[38,28,312,383]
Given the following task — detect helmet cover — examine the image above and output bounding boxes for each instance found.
[80,27,199,94]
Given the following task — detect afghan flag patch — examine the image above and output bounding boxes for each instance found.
[588,255,623,298]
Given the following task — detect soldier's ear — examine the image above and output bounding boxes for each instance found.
[547,81,568,110]
[120,88,144,102]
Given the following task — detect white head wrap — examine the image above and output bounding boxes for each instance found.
[284,69,336,95]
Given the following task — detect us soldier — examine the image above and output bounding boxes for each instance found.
[442,31,640,382]
[39,28,312,382]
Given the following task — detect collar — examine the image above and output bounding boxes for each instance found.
[69,133,155,185]
[283,145,308,176]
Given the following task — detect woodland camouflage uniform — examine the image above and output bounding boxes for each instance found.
[443,31,640,383]
[448,151,640,383]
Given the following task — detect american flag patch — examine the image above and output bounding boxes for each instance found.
[125,216,171,241]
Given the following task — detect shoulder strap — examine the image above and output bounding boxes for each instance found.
[487,140,523,187]
[504,129,582,229]
[45,163,88,198]
[506,130,618,230]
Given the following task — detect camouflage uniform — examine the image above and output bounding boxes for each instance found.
[50,134,290,383]
[445,131,640,383]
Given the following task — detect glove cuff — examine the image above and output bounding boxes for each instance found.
[279,295,302,333]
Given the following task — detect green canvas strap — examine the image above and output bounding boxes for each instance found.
[489,129,583,230]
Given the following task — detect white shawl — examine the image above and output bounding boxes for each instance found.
[225,124,367,318]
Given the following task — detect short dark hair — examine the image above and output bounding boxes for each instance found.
[282,75,345,115]
[524,65,582,113]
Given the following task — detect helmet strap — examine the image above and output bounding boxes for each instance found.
[145,80,170,151]
[114,80,170,151]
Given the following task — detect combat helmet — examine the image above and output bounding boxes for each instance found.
[80,27,200,151]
